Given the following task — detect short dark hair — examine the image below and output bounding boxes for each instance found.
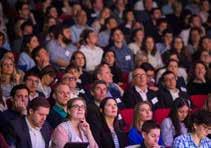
[24,71,40,81]
[91,80,107,92]
[93,63,109,80]
[65,63,80,73]
[54,24,70,39]
[28,97,50,112]
[10,84,29,98]
[16,1,29,11]
[161,70,176,82]
[142,120,160,134]
[20,21,33,32]
[140,62,154,72]
[31,46,46,62]
[189,110,211,132]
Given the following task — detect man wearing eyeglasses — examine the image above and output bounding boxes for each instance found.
[123,67,160,110]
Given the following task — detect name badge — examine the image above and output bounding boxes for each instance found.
[151,97,158,104]
[116,98,122,103]
[180,87,187,92]
[118,114,122,120]
[65,50,70,57]
[125,55,131,61]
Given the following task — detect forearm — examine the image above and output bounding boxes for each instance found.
[86,130,98,148]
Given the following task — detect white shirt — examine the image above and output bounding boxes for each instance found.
[135,86,148,101]
[169,89,179,101]
[147,52,163,69]
[128,42,141,55]
[134,0,158,11]
[80,45,103,72]
[25,117,46,148]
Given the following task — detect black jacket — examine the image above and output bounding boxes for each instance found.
[92,115,128,148]
[123,86,160,110]
[7,117,52,148]
[158,87,190,108]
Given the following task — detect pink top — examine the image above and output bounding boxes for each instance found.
[51,121,89,148]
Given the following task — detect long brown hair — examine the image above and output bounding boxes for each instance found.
[132,101,152,130]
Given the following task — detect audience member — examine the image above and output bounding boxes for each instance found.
[123,68,160,110]
[173,110,211,147]
[161,98,190,147]
[128,101,163,145]
[6,97,51,148]
[47,83,70,129]
[51,97,98,148]
[93,97,128,147]
[46,24,77,69]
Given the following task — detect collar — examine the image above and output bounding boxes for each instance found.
[94,101,100,107]
[135,86,148,93]
[53,104,67,118]
[25,116,41,131]
[169,88,179,94]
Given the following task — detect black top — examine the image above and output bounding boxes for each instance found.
[92,115,128,148]
[6,117,52,148]
[187,80,211,95]
[123,86,160,110]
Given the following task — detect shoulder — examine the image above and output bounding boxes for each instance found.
[54,121,71,134]
[79,45,87,52]
[174,133,190,143]
[128,128,139,136]
[19,52,29,58]
[161,118,173,127]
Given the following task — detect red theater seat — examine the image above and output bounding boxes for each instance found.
[153,108,171,125]
[190,95,208,109]
[119,108,134,132]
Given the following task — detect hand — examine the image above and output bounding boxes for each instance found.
[14,72,21,84]
[79,120,91,135]
[151,143,163,148]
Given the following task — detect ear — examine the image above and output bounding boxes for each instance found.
[142,132,147,139]
[35,56,40,62]
[96,73,102,80]
[52,93,56,99]
[90,90,94,96]
[29,108,33,115]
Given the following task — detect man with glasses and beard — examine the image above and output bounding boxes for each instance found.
[46,24,77,70]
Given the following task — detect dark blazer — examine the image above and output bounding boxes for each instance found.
[158,87,190,108]
[0,109,23,141]
[93,116,128,148]
[47,107,68,129]
[86,102,102,144]
[122,86,160,110]
[7,117,52,148]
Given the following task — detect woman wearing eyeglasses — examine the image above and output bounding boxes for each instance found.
[173,110,211,148]
[51,97,98,148]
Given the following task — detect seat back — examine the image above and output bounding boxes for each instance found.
[153,108,171,125]
[190,95,208,109]
[119,108,134,132]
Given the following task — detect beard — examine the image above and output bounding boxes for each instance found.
[62,35,71,44]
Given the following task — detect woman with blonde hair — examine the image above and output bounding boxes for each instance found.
[128,101,163,145]
[0,57,23,98]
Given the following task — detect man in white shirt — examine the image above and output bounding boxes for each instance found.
[158,71,189,108]
[123,67,160,110]
[6,97,52,148]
